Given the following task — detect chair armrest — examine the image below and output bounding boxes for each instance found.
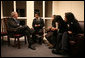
[74,33,84,40]
[69,40,76,45]
[75,33,84,37]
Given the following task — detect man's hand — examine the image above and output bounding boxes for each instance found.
[31,28,34,30]
[68,31,72,34]
[37,24,40,27]
[35,24,40,27]
[20,25,22,27]
[35,25,38,27]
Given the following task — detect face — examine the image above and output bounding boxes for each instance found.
[14,12,18,19]
[52,15,54,21]
[64,16,67,22]
[35,14,39,19]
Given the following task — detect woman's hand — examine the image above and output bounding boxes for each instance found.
[51,27,57,31]
[69,41,76,45]
[54,28,58,30]
[48,27,52,29]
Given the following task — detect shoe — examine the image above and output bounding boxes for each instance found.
[48,44,53,48]
[58,50,68,55]
[52,49,60,54]
[48,46,54,49]
[49,46,56,49]
[39,42,42,45]
[28,46,36,50]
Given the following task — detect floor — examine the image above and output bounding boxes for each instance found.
[1,40,69,57]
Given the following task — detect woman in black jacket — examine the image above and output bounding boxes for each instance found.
[52,12,82,55]
[46,15,58,49]
[65,12,82,35]
[52,15,68,55]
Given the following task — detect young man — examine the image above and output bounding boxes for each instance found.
[32,12,44,45]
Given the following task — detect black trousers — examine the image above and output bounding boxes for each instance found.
[15,25,34,47]
[32,29,43,44]
[55,32,70,51]
[46,30,57,47]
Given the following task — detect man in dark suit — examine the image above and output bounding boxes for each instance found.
[7,12,36,50]
[32,12,44,45]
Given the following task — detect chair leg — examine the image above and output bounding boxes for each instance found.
[25,36,27,44]
[1,36,4,45]
[14,38,16,47]
[7,36,10,46]
[17,38,20,49]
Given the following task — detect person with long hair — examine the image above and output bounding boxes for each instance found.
[65,12,82,34]
[52,15,68,55]
[52,12,82,55]
[45,15,58,49]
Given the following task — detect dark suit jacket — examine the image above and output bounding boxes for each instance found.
[32,18,44,30]
[7,18,21,32]
[67,20,82,34]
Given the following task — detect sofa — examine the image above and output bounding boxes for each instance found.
[69,21,84,57]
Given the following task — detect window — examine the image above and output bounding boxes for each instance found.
[34,1,43,17]
[45,1,53,30]
[45,1,52,17]
[16,1,26,17]
[45,19,52,30]
[34,1,53,30]
[1,1,53,30]
[2,1,13,17]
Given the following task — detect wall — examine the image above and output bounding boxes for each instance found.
[53,1,58,15]
[26,1,34,28]
[53,1,84,21]
[16,1,26,17]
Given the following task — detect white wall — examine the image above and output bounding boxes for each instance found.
[53,1,84,21]
[26,1,34,28]
[53,1,58,15]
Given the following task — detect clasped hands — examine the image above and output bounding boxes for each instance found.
[35,24,40,27]
[48,27,57,31]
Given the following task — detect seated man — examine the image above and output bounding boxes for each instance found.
[32,12,44,45]
[7,12,36,50]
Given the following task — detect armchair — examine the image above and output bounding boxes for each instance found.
[3,18,27,49]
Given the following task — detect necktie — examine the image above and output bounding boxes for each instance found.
[14,18,20,25]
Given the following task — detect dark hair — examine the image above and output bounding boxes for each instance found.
[35,12,40,16]
[53,15,57,18]
[52,15,57,21]
[55,15,64,25]
[65,12,83,33]
[65,12,78,23]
